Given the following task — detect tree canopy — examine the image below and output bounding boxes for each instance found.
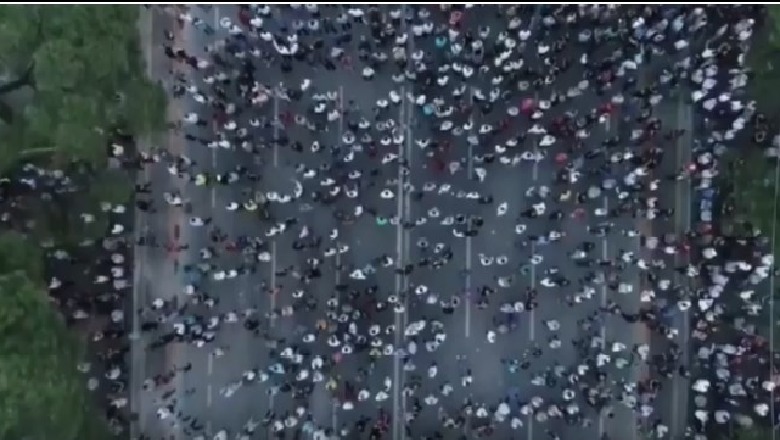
[0,271,108,440]
[0,5,166,170]
[0,230,43,279]
[747,6,780,117]
[0,6,153,439]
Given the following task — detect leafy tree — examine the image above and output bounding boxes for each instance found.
[0,5,166,170]
[747,6,780,117]
[0,231,43,280]
[67,169,134,243]
[735,426,772,440]
[0,272,110,440]
[730,149,779,237]
[19,168,134,247]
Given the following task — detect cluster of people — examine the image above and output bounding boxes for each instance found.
[686,8,780,440]
[128,4,777,440]
[0,150,136,434]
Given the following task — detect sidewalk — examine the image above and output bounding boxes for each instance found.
[131,6,188,440]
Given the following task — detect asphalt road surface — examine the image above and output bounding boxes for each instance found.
[133,5,698,440]
[135,4,274,437]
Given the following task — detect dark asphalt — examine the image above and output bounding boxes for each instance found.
[134,5,700,440]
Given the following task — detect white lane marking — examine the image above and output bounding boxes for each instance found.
[335,86,344,287]
[206,384,212,407]
[464,129,475,340]
[465,235,472,338]
[331,402,338,431]
[529,242,536,342]
[273,92,280,167]
[402,83,412,339]
[527,90,541,440]
[212,6,220,39]
[598,113,614,438]
[391,348,402,440]
[391,85,407,440]
[211,146,217,210]
[270,240,277,328]
[671,87,696,440]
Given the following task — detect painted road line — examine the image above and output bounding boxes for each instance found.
[464,96,477,340]
[391,348,402,440]
[273,91,280,167]
[670,89,695,439]
[599,113,612,439]
[527,89,542,440]
[206,353,214,433]
[528,241,537,341]
[391,85,407,440]
[270,240,277,328]
[528,240,536,440]
[331,401,338,431]
[465,139,474,340]
[334,86,345,287]
[211,145,217,210]
[465,235,472,339]
[399,83,413,433]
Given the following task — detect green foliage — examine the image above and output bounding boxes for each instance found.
[731,150,779,237]
[0,6,149,439]
[0,5,166,170]
[23,169,133,247]
[747,6,780,117]
[68,169,134,243]
[0,231,43,280]
[0,272,108,440]
[735,426,772,440]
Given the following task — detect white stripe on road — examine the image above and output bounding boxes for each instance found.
[206,382,213,437]
[464,87,477,340]
[210,146,217,209]
[527,89,541,440]
[671,87,694,440]
[465,140,473,339]
[212,6,220,41]
[528,241,537,341]
[270,240,277,327]
[273,92,280,167]
[206,353,213,432]
[335,86,345,287]
[402,84,412,336]
[392,85,407,440]
[598,114,613,438]
[464,236,472,339]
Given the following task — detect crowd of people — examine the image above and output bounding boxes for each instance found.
[0,150,135,434]
[116,4,780,440]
